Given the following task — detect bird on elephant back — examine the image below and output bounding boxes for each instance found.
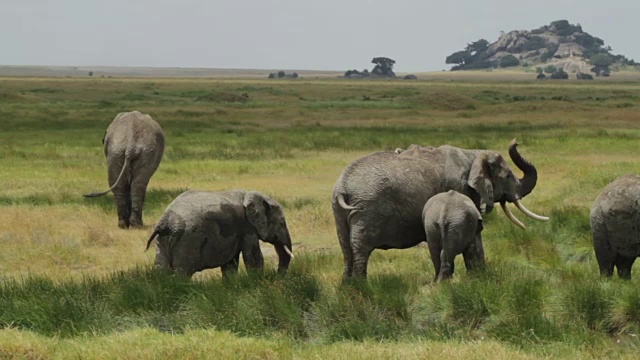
[332,139,549,279]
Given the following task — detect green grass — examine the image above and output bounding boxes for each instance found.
[1,75,640,358]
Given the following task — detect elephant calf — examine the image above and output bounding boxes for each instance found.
[84,111,164,229]
[146,190,294,278]
[591,175,640,279]
[423,190,484,282]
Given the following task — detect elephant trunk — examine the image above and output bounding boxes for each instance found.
[508,138,537,199]
[274,233,294,272]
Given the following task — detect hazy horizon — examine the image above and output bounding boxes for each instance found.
[3,1,639,72]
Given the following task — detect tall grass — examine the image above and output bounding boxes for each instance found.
[1,76,640,357]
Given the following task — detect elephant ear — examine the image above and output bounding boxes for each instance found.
[243,191,270,240]
[467,153,494,213]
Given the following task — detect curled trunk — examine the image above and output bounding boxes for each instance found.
[509,139,537,199]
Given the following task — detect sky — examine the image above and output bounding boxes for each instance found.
[2,0,639,72]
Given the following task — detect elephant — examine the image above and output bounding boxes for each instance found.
[423,190,484,282]
[332,139,548,278]
[590,175,640,279]
[145,190,294,278]
[84,111,164,229]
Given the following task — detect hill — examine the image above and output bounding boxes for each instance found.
[446,20,637,75]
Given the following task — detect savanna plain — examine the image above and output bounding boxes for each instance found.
[1,74,640,359]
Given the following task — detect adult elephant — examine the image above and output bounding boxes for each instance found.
[332,139,548,278]
[590,175,640,279]
[145,190,294,277]
[84,111,164,229]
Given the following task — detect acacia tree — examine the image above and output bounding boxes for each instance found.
[590,53,613,76]
[371,57,396,77]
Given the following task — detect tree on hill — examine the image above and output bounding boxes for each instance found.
[445,39,493,70]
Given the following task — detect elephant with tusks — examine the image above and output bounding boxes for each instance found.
[146,190,294,278]
[332,139,549,278]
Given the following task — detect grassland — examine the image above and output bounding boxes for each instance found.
[1,74,640,358]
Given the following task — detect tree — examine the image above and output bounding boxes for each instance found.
[544,65,557,74]
[535,67,544,74]
[88,71,93,76]
[277,71,285,78]
[371,57,396,77]
[466,39,489,55]
[445,50,472,66]
[589,54,613,67]
[590,54,614,77]
[499,55,520,68]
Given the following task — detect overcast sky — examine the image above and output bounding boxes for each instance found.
[2,0,639,72]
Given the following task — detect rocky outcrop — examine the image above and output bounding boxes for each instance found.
[445,20,636,74]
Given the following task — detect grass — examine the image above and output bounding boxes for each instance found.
[1,74,640,358]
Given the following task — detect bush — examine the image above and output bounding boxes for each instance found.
[523,36,547,51]
[544,65,557,74]
[550,69,569,79]
[499,55,520,68]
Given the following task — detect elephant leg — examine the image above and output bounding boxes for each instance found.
[335,213,354,278]
[221,254,240,277]
[427,239,442,281]
[462,234,485,272]
[437,250,454,282]
[108,158,131,229]
[154,245,171,270]
[129,174,149,228]
[351,240,373,278]
[592,223,615,277]
[241,235,264,272]
[615,255,636,280]
[345,221,375,278]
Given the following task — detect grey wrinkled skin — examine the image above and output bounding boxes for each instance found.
[332,142,538,278]
[423,190,484,282]
[590,174,640,279]
[146,190,294,278]
[84,111,164,229]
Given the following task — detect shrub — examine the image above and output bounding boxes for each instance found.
[499,55,520,68]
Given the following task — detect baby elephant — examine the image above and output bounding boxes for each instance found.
[146,190,294,278]
[591,175,640,279]
[423,190,485,282]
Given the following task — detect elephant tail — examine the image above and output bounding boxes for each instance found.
[145,229,159,251]
[336,193,357,210]
[83,157,129,198]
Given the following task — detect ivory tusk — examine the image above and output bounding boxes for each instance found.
[501,202,526,230]
[515,199,549,221]
[284,246,295,259]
